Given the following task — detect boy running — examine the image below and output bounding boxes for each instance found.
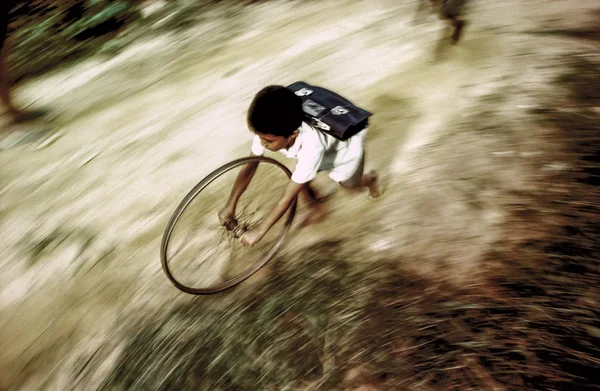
[219,85,380,247]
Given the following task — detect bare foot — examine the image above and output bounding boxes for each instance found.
[297,202,328,228]
[365,171,382,199]
[451,19,466,44]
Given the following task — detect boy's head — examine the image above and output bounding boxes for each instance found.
[247,85,304,151]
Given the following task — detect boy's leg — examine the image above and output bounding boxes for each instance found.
[0,7,47,123]
[0,11,14,117]
[440,0,466,44]
[296,181,328,227]
[450,18,466,44]
[0,45,23,119]
[339,156,381,199]
[299,181,319,206]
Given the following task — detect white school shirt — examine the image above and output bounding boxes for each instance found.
[251,122,367,184]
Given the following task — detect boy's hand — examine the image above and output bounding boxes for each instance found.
[240,226,266,247]
[240,180,304,247]
[218,205,236,226]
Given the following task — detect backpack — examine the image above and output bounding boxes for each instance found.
[286,81,372,141]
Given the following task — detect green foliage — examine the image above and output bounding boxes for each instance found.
[7,0,141,81]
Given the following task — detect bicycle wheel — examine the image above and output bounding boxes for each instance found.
[161,156,297,294]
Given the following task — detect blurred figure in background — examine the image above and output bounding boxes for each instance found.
[415,0,468,45]
[1,0,45,124]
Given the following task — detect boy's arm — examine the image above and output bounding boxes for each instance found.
[219,160,259,224]
[241,127,325,246]
[220,136,267,223]
[240,179,304,247]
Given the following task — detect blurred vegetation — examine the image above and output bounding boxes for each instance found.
[6,0,142,81]
[5,0,277,82]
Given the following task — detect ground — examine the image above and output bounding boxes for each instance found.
[0,0,599,390]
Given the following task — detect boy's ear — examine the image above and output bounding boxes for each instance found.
[291,128,300,137]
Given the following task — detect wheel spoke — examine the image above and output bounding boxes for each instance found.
[161,157,295,294]
[201,228,228,265]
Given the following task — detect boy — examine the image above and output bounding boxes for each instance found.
[219,85,380,247]
[415,0,467,45]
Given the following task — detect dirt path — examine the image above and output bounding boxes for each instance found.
[0,0,598,389]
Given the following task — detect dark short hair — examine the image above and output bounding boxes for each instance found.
[247,85,304,137]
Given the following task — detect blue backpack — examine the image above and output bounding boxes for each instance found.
[287,81,372,141]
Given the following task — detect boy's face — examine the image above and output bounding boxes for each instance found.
[256,129,299,151]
